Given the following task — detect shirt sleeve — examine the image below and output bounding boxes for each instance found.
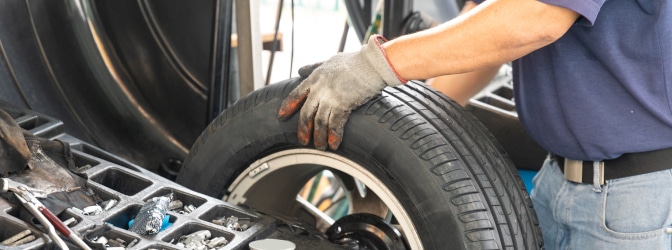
[540,0,605,26]
[469,0,606,26]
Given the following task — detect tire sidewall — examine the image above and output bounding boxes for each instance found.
[178,79,467,249]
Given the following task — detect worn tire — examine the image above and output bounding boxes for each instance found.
[176,78,542,249]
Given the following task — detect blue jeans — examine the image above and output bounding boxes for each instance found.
[530,157,672,250]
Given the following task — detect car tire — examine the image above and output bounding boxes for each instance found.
[176,78,542,249]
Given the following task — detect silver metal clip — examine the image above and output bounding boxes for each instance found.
[563,158,604,185]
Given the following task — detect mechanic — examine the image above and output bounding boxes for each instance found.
[278,0,672,249]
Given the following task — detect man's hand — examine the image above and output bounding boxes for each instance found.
[278,35,406,150]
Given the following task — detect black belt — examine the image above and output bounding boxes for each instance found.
[554,147,672,184]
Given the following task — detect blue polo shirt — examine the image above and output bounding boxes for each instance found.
[475,0,672,161]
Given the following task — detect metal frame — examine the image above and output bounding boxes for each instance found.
[229,0,415,107]
[235,0,264,99]
[207,0,234,122]
[382,0,413,39]
[343,0,414,41]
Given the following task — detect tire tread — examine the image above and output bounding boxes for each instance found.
[178,79,542,250]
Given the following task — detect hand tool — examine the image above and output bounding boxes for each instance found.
[1,178,91,250]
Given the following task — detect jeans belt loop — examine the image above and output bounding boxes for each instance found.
[564,158,605,185]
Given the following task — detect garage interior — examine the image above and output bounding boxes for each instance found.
[0,0,548,249]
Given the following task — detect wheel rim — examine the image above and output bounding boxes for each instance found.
[224,148,422,249]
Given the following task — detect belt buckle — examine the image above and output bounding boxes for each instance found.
[564,158,605,185]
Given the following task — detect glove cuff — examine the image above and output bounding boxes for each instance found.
[362,35,408,86]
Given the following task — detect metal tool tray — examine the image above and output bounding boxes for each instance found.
[0,106,280,250]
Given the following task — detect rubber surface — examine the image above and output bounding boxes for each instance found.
[177,78,542,249]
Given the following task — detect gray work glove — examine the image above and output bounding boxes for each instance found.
[278,35,407,150]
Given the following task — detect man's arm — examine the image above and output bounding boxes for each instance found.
[386,0,580,80]
[426,1,499,106]
[427,65,500,106]
[279,0,580,151]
